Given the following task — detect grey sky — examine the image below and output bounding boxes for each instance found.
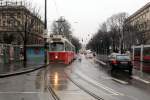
[25,0,149,44]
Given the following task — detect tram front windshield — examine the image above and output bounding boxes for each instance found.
[50,42,64,51]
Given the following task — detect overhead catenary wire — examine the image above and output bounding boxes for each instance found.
[51,0,60,18]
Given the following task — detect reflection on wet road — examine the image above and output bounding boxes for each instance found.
[47,64,96,100]
[71,55,150,100]
[0,54,150,100]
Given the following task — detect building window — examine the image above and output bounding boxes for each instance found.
[17,12,21,18]
[3,21,6,26]
[0,19,1,26]
[2,15,6,19]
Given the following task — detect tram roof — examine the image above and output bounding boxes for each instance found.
[49,35,75,48]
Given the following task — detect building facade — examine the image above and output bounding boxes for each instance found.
[0,1,44,45]
[125,2,150,46]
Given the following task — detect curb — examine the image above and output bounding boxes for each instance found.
[95,58,107,66]
[0,64,48,78]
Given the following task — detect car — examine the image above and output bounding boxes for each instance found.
[86,52,93,58]
[108,53,133,75]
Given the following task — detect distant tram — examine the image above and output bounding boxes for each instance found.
[132,45,150,72]
[48,35,75,64]
[133,45,150,62]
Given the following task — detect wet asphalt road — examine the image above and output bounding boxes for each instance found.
[0,54,150,100]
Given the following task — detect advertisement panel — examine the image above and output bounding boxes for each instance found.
[27,46,45,65]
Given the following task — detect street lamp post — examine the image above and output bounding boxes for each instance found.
[24,14,27,67]
[45,0,47,29]
[44,0,48,65]
[121,25,125,54]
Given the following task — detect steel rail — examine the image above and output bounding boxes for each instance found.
[48,86,60,100]
[65,72,104,100]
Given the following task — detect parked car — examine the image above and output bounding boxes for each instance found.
[108,53,133,75]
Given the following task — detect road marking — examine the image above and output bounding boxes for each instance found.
[132,76,150,84]
[101,76,112,80]
[75,70,124,96]
[0,92,41,94]
[112,78,128,85]
[95,59,107,65]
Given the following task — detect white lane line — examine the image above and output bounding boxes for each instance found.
[132,76,150,84]
[95,59,107,65]
[112,78,128,85]
[0,92,41,94]
[75,70,124,96]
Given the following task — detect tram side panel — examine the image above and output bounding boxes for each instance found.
[49,52,66,64]
[48,51,74,64]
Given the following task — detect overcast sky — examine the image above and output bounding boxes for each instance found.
[24,0,149,44]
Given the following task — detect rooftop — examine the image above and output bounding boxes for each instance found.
[126,2,150,21]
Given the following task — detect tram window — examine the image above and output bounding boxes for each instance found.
[50,43,64,51]
[65,42,70,51]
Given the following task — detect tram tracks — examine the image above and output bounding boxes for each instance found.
[47,66,104,100]
[48,86,60,100]
[67,74,104,100]
[72,70,124,96]
[65,67,105,100]
[48,73,104,100]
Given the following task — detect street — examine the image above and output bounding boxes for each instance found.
[0,55,150,100]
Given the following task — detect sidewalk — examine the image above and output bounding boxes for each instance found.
[0,61,46,77]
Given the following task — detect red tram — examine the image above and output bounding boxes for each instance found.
[48,35,75,64]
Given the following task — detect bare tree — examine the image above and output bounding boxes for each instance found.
[71,36,81,53]
[100,22,107,32]
[87,12,129,54]
[107,12,128,52]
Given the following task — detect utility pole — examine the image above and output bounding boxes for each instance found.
[44,0,47,65]
[44,0,47,29]
[24,14,27,67]
[56,17,65,35]
[121,26,124,54]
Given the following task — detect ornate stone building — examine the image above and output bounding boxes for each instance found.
[125,2,150,45]
[0,1,44,45]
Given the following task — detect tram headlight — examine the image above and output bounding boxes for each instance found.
[55,55,58,59]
